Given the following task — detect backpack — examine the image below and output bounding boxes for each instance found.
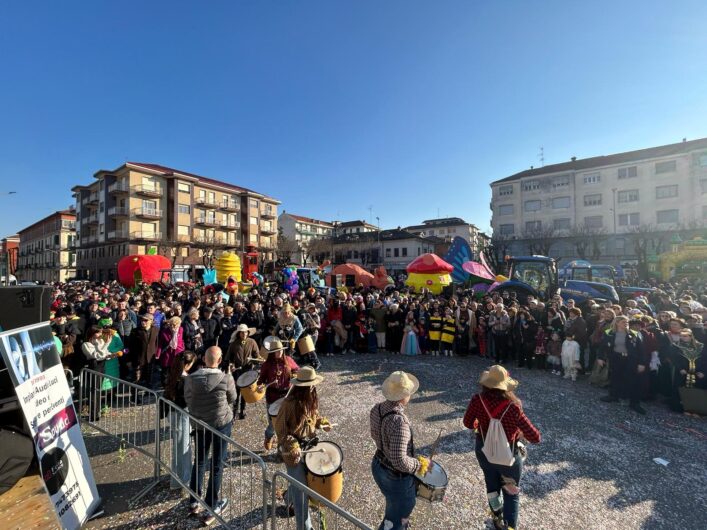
[479,396,515,466]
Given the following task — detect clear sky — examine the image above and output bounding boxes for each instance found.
[2,0,707,236]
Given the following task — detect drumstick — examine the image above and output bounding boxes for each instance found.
[299,448,325,455]
[429,428,443,463]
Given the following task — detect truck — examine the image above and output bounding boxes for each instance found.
[559,261,654,302]
[296,267,331,296]
[489,255,620,306]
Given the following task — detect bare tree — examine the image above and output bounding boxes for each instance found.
[626,224,669,278]
[275,227,300,264]
[302,237,332,266]
[521,226,557,256]
[569,224,608,261]
[483,234,512,274]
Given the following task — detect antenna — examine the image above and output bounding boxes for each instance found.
[539,146,545,167]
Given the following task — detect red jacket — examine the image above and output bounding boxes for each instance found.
[463,392,541,445]
[258,356,299,404]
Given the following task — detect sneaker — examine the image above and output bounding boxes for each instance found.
[189,501,202,516]
[238,411,246,420]
[202,499,229,526]
[264,437,274,451]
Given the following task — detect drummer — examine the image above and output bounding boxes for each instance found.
[370,371,429,530]
[257,337,299,450]
[273,367,331,530]
[225,324,261,420]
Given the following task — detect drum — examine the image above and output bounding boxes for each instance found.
[268,397,285,419]
[415,461,448,503]
[305,441,344,505]
[297,335,315,355]
[236,370,265,403]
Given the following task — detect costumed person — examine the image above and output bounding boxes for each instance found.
[672,328,706,413]
[546,331,562,375]
[51,310,79,373]
[561,332,581,381]
[400,312,420,356]
[463,365,541,530]
[455,310,471,356]
[370,371,428,530]
[81,326,115,422]
[440,307,456,357]
[258,337,300,450]
[299,304,323,369]
[598,315,647,414]
[274,303,304,360]
[156,316,185,389]
[99,317,123,394]
[385,304,405,354]
[428,307,443,356]
[273,367,331,530]
[225,324,261,420]
[533,324,547,370]
[476,316,488,358]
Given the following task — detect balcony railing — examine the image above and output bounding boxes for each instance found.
[220,200,240,211]
[84,214,98,225]
[195,197,219,208]
[132,184,162,197]
[107,230,129,240]
[108,206,129,217]
[260,208,276,219]
[108,181,130,194]
[85,235,98,244]
[194,235,227,245]
[260,223,276,234]
[176,234,191,243]
[87,193,99,204]
[220,219,240,230]
[132,208,163,219]
[195,216,219,227]
[131,231,162,241]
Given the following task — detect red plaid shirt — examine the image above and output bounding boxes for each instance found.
[463,392,541,444]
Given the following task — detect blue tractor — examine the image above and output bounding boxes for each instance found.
[489,256,619,306]
[559,261,654,302]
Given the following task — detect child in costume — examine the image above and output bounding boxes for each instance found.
[428,308,443,356]
[440,308,456,357]
[546,331,562,374]
[400,312,420,355]
[561,332,581,381]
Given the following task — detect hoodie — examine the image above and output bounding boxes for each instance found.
[185,368,236,428]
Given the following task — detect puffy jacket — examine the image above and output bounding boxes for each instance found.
[185,368,236,428]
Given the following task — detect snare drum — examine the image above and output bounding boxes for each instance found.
[236,370,265,403]
[305,441,344,505]
[268,397,285,419]
[415,460,448,503]
[297,335,315,355]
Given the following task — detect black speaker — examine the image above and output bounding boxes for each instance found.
[0,286,53,332]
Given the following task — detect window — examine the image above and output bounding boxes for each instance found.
[655,160,676,174]
[385,248,391,258]
[394,248,399,257]
[499,185,513,196]
[402,247,408,257]
[524,200,541,212]
[553,218,571,231]
[250,216,258,226]
[618,166,637,179]
[552,176,570,189]
[618,213,640,226]
[99,223,104,235]
[178,225,189,236]
[498,204,514,216]
[178,203,191,214]
[249,233,258,244]
[583,173,601,185]
[525,221,541,232]
[656,185,678,199]
[699,153,707,167]
[617,190,639,203]
[522,180,540,191]
[584,216,603,229]
[178,182,191,193]
[499,224,514,236]
[552,196,570,209]
[615,238,626,252]
[250,199,259,208]
[584,193,602,206]
[656,209,679,224]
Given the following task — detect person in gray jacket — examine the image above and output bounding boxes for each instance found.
[185,346,236,524]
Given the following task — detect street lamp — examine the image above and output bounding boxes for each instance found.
[376,216,381,266]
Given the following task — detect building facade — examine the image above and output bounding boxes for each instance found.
[404,217,485,255]
[1,235,20,284]
[337,220,378,235]
[72,162,280,281]
[278,211,334,265]
[331,229,435,272]
[16,211,77,283]
[490,138,707,265]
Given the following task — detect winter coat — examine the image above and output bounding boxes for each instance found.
[156,326,185,368]
[184,368,236,428]
[129,325,159,366]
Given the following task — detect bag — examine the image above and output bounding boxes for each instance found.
[0,427,34,494]
[589,360,609,388]
[479,397,515,466]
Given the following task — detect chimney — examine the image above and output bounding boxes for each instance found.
[530,165,534,169]
[571,156,577,162]
[683,138,687,143]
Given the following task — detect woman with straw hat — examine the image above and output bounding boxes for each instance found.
[370,371,429,530]
[274,366,331,530]
[463,365,541,530]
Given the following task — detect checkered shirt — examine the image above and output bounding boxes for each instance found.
[370,400,420,475]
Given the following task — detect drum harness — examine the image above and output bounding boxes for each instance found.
[374,404,415,478]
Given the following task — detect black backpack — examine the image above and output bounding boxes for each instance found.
[0,427,34,494]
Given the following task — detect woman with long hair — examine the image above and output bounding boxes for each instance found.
[274,303,304,357]
[258,338,299,449]
[156,316,185,389]
[463,366,541,530]
[273,367,331,529]
[81,325,114,422]
[164,351,196,489]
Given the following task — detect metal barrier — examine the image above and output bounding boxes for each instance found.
[78,368,162,504]
[157,397,270,529]
[270,471,372,530]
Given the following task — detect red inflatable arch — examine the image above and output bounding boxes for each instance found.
[117,254,172,287]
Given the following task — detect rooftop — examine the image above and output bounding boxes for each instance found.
[333,228,426,244]
[17,209,77,235]
[492,137,707,184]
[338,220,378,229]
[284,213,333,227]
[405,217,477,230]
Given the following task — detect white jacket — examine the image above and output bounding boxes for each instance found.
[561,340,580,363]
[82,338,112,361]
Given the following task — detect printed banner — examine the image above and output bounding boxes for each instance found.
[0,322,100,530]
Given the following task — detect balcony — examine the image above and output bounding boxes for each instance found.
[176,234,191,243]
[132,208,163,219]
[260,208,276,219]
[260,223,276,235]
[87,193,99,205]
[85,235,98,244]
[195,216,219,227]
[84,214,98,225]
[220,219,240,230]
[194,235,227,246]
[195,196,219,209]
[132,184,162,198]
[107,230,129,240]
[108,181,130,194]
[108,206,129,217]
[219,200,240,212]
[131,231,162,241]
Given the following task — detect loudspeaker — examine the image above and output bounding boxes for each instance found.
[0,286,53,332]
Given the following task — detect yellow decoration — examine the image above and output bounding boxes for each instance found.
[405,272,452,295]
[214,251,242,284]
[495,274,509,282]
[416,455,430,476]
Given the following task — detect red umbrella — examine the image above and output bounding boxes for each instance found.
[406,253,454,274]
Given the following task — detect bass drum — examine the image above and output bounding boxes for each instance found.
[304,441,343,506]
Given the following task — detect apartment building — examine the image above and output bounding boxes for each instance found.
[1,235,20,283]
[404,217,485,255]
[15,210,77,283]
[72,162,280,281]
[490,138,707,264]
[331,229,435,272]
[278,211,334,265]
[338,220,378,234]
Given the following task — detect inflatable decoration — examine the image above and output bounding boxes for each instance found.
[495,274,509,283]
[282,266,299,295]
[117,254,172,288]
[462,261,496,284]
[225,275,238,295]
[214,251,242,285]
[443,237,473,284]
[330,263,375,288]
[405,253,453,295]
[372,266,394,290]
[202,268,217,285]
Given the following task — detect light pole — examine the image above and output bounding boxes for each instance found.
[376,216,381,267]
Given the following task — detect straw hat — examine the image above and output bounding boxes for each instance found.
[236,323,256,336]
[290,366,324,387]
[262,336,287,353]
[382,371,419,402]
[479,365,518,391]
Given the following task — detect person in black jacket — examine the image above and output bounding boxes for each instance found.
[200,306,221,350]
[341,299,359,353]
[598,315,647,414]
[519,310,539,369]
[129,314,160,390]
[165,351,196,489]
[241,301,265,345]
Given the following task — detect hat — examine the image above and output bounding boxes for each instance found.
[382,371,419,402]
[479,365,518,391]
[262,335,287,353]
[291,366,324,387]
[236,323,256,335]
[98,317,113,328]
[307,303,316,310]
[139,313,154,321]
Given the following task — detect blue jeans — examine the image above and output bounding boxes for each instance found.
[346,327,356,351]
[190,422,232,508]
[265,414,275,440]
[371,457,416,530]
[286,462,312,530]
[170,408,192,488]
[474,440,523,529]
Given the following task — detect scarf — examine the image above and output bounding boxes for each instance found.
[169,328,179,351]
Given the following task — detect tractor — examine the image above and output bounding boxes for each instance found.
[559,261,654,302]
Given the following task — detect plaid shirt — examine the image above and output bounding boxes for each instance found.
[370,401,420,475]
[463,393,541,445]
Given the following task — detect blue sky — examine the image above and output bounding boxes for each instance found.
[2,1,707,236]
